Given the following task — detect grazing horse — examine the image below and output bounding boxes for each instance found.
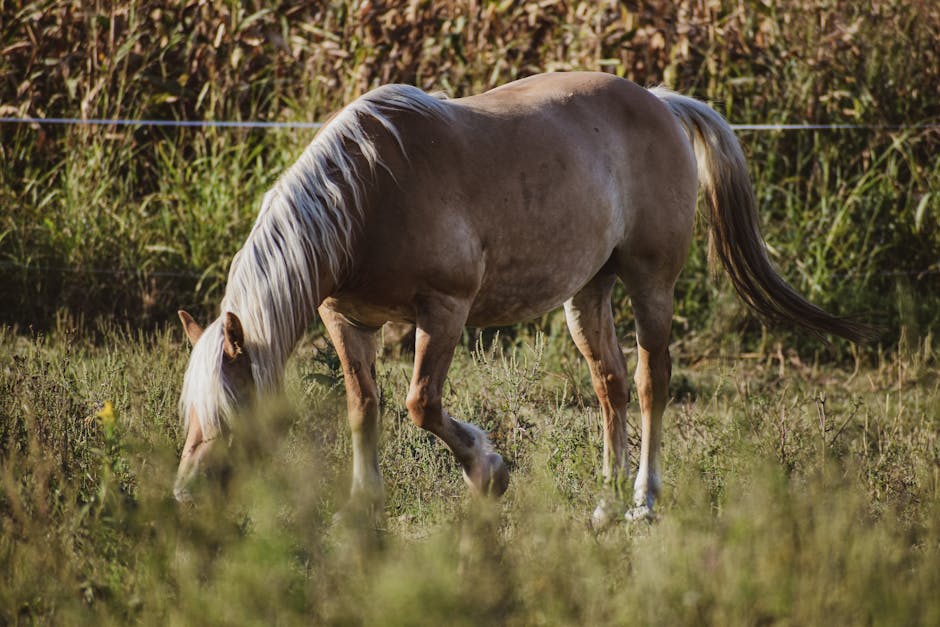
[174,72,869,524]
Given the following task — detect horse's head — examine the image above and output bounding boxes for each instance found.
[175,309,255,503]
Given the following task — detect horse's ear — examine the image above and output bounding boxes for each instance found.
[178,310,203,346]
[222,311,246,361]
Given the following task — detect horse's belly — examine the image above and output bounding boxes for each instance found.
[466,290,570,327]
[326,240,608,329]
[320,295,415,329]
[466,251,608,326]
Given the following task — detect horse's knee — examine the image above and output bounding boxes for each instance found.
[635,350,672,413]
[343,361,379,431]
[406,386,442,430]
[636,348,671,380]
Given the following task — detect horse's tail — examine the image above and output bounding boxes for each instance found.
[650,87,874,343]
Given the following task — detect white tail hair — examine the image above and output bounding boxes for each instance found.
[651,86,874,344]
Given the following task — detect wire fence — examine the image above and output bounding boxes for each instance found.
[1,114,937,281]
[2,116,939,132]
[0,116,324,130]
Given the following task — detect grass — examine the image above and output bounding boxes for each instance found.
[1,323,938,624]
[2,1,940,623]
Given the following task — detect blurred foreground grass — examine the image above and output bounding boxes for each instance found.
[1,324,938,625]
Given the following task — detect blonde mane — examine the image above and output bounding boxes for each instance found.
[180,84,450,435]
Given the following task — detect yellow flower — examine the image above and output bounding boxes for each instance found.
[96,400,116,428]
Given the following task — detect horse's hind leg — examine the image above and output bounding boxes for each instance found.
[406,294,509,497]
[319,306,384,519]
[563,274,631,528]
[628,286,674,518]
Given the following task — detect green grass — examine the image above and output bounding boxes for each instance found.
[2,324,938,624]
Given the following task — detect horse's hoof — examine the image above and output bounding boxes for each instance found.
[332,498,385,532]
[625,505,657,523]
[485,453,510,497]
[464,452,510,497]
[173,487,194,506]
[591,498,626,531]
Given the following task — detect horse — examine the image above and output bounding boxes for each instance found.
[174,72,870,525]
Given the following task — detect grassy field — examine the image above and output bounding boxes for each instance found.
[1,324,939,624]
[2,0,940,624]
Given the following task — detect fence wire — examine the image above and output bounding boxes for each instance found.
[2,116,938,132]
[2,114,937,282]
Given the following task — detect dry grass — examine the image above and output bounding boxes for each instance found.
[1,325,939,624]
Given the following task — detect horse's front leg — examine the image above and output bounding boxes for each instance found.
[320,306,385,521]
[405,294,509,497]
[174,413,217,504]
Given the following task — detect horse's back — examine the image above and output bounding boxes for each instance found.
[453,71,655,118]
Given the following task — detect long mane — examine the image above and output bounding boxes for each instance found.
[180,84,450,436]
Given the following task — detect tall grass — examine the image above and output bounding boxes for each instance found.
[1,324,938,624]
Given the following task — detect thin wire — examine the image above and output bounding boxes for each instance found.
[1,115,937,132]
[0,260,202,279]
[0,116,324,129]
[730,123,940,131]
